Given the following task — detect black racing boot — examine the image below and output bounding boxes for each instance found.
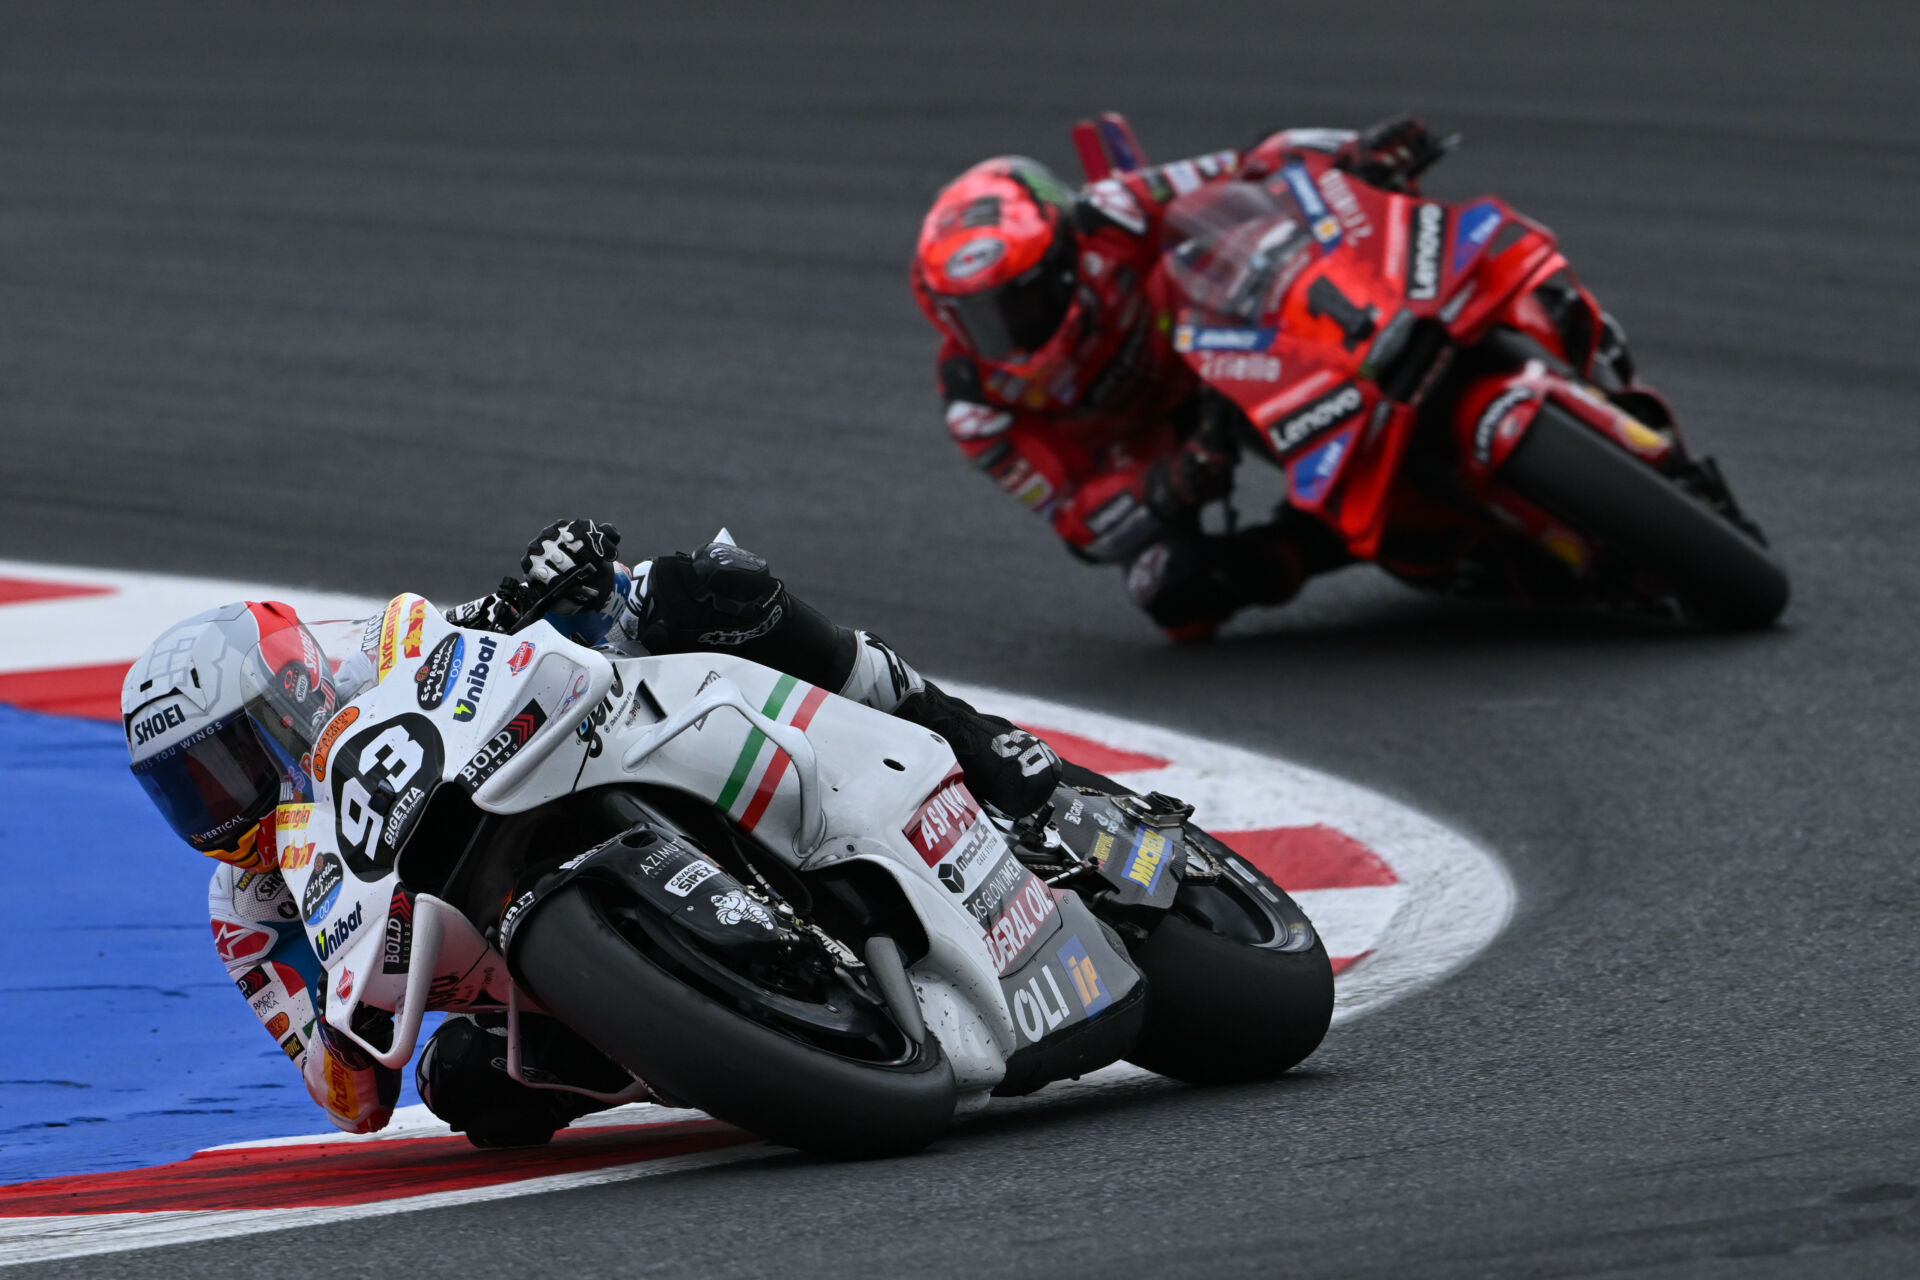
[895,682,1062,818]
[416,1014,633,1148]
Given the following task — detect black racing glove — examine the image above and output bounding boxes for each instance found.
[521,519,622,615]
[1146,399,1241,517]
[634,542,789,652]
[1335,114,1448,192]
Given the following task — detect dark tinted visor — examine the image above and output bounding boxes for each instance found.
[131,711,280,852]
[939,228,1077,362]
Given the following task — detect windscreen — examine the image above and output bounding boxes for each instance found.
[1162,180,1314,322]
[240,616,379,766]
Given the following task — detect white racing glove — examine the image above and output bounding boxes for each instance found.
[522,518,622,615]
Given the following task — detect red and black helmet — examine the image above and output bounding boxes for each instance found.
[912,157,1081,364]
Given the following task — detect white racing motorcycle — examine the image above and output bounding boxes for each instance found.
[243,578,1333,1158]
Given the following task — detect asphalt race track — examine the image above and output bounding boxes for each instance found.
[4,2,1918,1275]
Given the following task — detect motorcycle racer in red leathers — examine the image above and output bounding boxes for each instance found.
[912,116,1447,640]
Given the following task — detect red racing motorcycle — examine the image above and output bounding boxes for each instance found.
[1087,117,1788,627]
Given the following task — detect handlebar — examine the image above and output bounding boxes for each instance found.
[503,563,597,636]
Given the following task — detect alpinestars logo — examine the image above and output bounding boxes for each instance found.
[1267,384,1365,455]
[1408,203,1445,301]
[458,700,548,790]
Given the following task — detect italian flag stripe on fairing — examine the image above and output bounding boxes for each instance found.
[738,684,830,831]
[714,673,799,814]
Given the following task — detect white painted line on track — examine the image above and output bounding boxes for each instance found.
[0,561,1514,1266]
[0,1142,773,1266]
[943,682,1514,1027]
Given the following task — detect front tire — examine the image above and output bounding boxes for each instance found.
[513,883,957,1159]
[1500,405,1789,628]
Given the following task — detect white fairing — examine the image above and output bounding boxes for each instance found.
[275,595,1023,1095]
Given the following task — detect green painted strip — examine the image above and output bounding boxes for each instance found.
[714,673,799,813]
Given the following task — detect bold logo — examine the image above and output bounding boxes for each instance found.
[309,707,359,782]
[1451,200,1504,273]
[1267,383,1365,455]
[906,772,984,866]
[1473,387,1536,465]
[507,641,534,676]
[983,875,1058,974]
[335,969,354,1001]
[414,633,464,711]
[313,901,364,961]
[382,888,413,974]
[301,852,344,923]
[458,700,548,790]
[1408,202,1445,301]
[451,636,498,722]
[400,599,426,659]
[235,966,269,998]
[130,702,188,747]
[1124,828,1170,893]
[1057,935,1113,1015]
[944,237,1005,281]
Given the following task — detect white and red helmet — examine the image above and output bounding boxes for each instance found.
[121,600,335,859]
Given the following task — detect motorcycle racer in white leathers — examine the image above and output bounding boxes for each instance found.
[123,520,1060,1143]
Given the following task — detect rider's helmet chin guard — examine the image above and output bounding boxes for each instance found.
[912,157,1085,370]
[122,600,340,863]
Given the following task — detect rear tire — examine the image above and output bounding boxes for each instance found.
[1500,405,1789,628]
[1125,838,1334,1085]
[514,883,956,1159]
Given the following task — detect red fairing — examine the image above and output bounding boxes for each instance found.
[1162,130,1691,572]
[925,115,1735,623]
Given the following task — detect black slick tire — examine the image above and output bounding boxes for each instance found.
[1125,915,1333,1084]
[1500,405,1789,628]
[513,883,956,1159]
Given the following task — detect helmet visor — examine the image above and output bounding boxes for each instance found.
[937,231,1077,362]
[130,711,280,852]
